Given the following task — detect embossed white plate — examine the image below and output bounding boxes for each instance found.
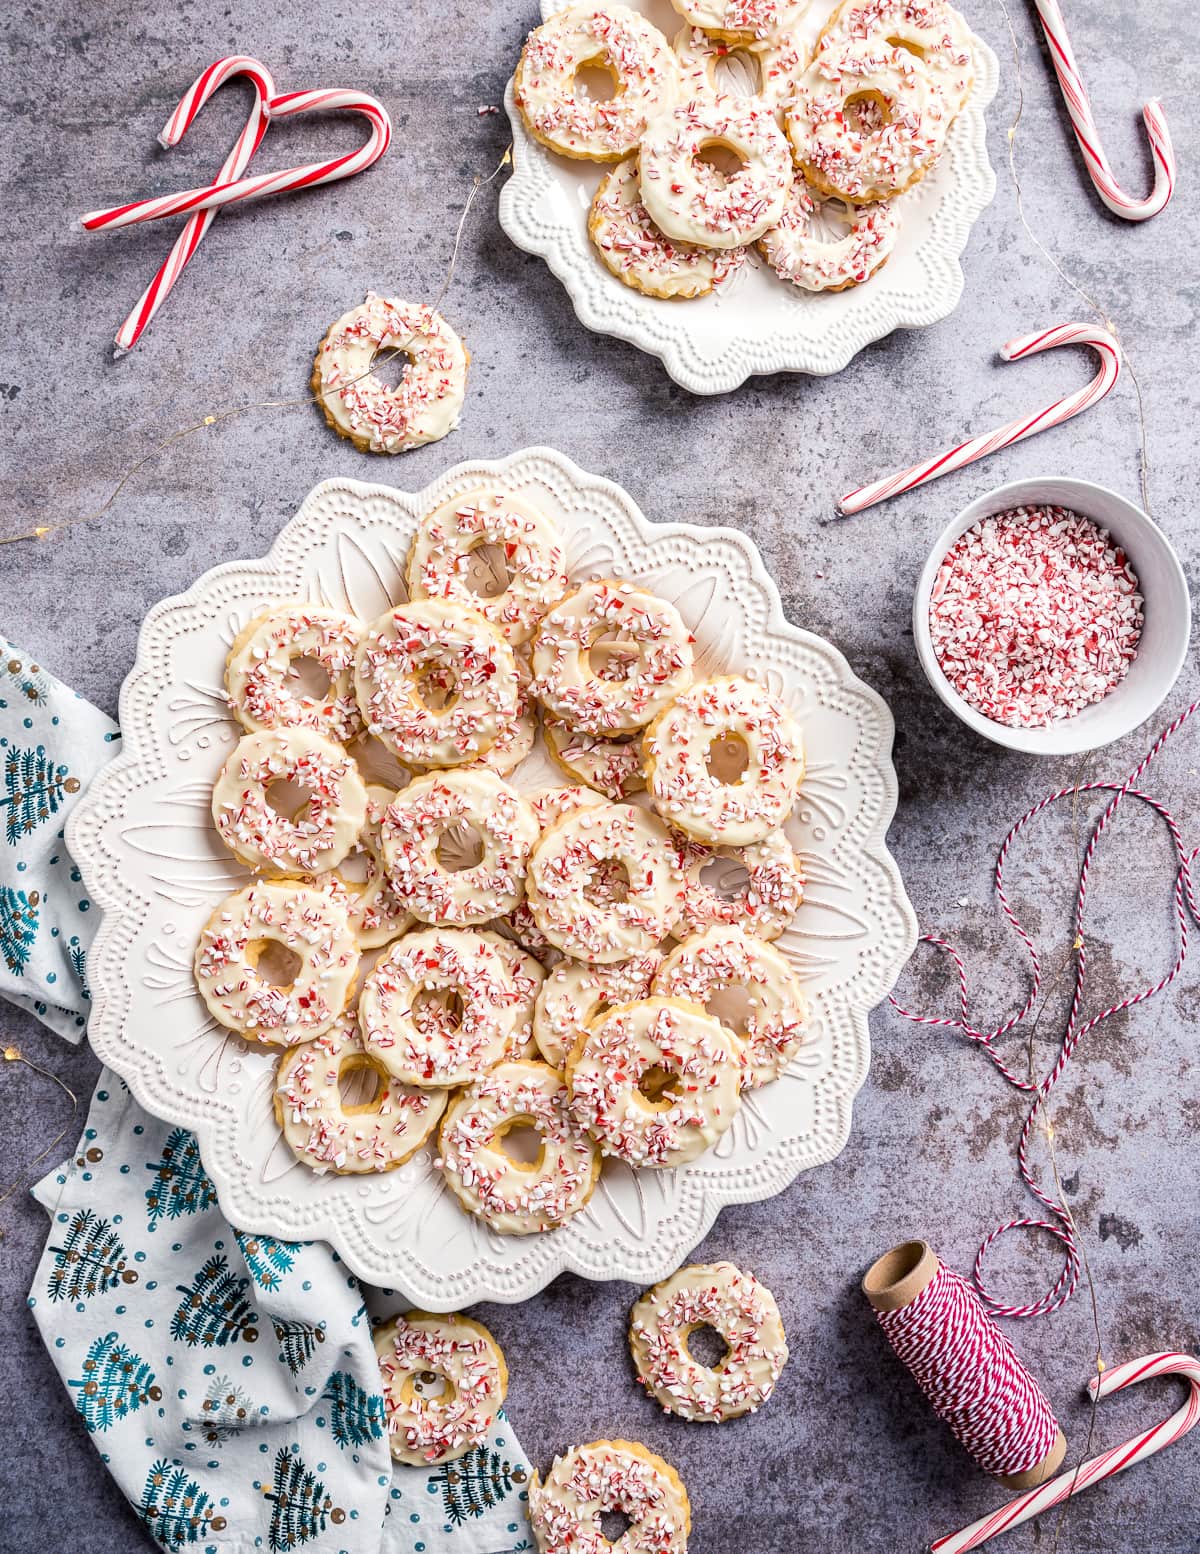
[499,0,998,393]
[69,450,916,1306]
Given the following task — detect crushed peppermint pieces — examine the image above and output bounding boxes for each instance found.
[929,504,1144,728]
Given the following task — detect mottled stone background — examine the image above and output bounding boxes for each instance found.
[2,1,1198,1550]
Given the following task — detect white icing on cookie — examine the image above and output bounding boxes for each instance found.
[672,23,809,121]
[375,1311,507,1466]
[225,602,365,744]
[820,0,976,117]
[639,97,793,248]
[544,712,647,799]
[312,294,468,454]
[515,5,679,161]
[758,179,900,290]
[675,827,804,941]
[668,0,810,42]
[531,1440,691,1554]
[629,1261,788,1421]
[211,727,367,875]
[533,950,663,1069]
[307,784,414,948]
[438,1059,601,1234]
[567,996,742,1167]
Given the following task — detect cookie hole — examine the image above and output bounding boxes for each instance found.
[696,141,747,184]
[414,663,458,712]
[706,732,750,784]
[248,939,301,989]
[338,1056,385,1113]
[699,856,751,901]
[638,1065,681,1104]
[686,1323,730,1368]
[807,194,860,243]
[338,846,371,887]
[588,627,640,684]
[285,654,332,699]
[886,33,927,59]
[844,90,891,135]
[713,48,762,98]
[599,1510,634,1543]
[266,776,317,820]
[412,987,465,1037]
[463,540,513,600]
[371,346,415,391]
[495,1118,545,1170]
[699,980,757,1036]
[437,820,485,872]
[574,59,619,103]
[585,857,630,905]
[403,1369,453,1403]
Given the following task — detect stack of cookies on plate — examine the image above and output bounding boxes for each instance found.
[513,0,976,297]
[194,485,813,1237]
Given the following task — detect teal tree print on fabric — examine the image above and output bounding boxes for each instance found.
[431,1444,523,1525]
[2,743,79,844]
[264,1446,345,1550]
[235,1230,297,1292]
[0,885,39,975]
[322,1369,386,1449]
[199,1374,254,1445]
[2,651,50,708]
[273,1316,325,1374]
[47,1208,139,1302]
[68,935,89,1000]
[69,1331,162,1432]
[171,1254,259,1348]
[139,1460,227,1549]
[146,1128,217,1230]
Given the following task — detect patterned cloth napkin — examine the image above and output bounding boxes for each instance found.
[3,640,533,1554]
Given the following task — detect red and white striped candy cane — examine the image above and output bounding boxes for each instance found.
[932,1352,1200,1553]
[113,55,276,355]
[836,324,1120,517]
[80,86,391,232]
[1034,0,1176,223]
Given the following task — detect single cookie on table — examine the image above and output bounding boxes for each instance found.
[354,599,519,768]
[357,926,523,1087]
[566,996,742,1168]
[514,5,679,162]
[274,1010,448,1174]
[379,768,539,926]
[544,711,647,800]
[668,0,809,43]
[530,1439,690,1554]
[675,827,804,942]
[629,1261,788,1422]
[786,40,950,203]
[532,950,663,1069]
[643,675,805,846]
[654,924,808,1088]
[818,0,976,118]
[374,1310,508,1466]
[758,180,901,292]
[194,880,359,1046]
[306,784,414,948]
[224,602,365,744]
[638,98,793,249]
[406,488,568,645]
[311,294,469,455]
[211,726,368,876]
[438,1060,602,1234]
[526,802,684,964]
[532,578,694,736]
[589,156,746,301]
[672,23,809,125]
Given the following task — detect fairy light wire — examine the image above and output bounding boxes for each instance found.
[0,1045,81,1237]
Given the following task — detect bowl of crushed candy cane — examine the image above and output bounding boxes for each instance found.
[913,477,1191,755]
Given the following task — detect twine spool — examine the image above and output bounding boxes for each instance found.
[863,1241,1067,1490]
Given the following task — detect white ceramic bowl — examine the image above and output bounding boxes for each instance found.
[913,477,1192,755]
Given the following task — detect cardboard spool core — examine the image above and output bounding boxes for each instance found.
[862,1239,1069,1491]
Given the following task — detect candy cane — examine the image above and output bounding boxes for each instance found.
[932,1353,1200,1553]
[80,87,391,232]
[1034,0,1176,222]
[112,56,276,356]
[836,324,1120,517]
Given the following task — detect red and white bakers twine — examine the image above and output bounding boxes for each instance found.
[79,58,393,352]
[873,1258,1062,1482]
[836,323,1120,516]
[933,1352,1200,1553]
[1034,0,1176,224]
[891,698,1200,1321]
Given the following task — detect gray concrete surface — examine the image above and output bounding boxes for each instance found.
[2,1,1198,1550]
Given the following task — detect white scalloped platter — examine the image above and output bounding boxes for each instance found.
[69,450,916,1306]
[499,0,998,393]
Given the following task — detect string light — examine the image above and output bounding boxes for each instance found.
[0,1044,80,1240]
[0,144,511,550]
